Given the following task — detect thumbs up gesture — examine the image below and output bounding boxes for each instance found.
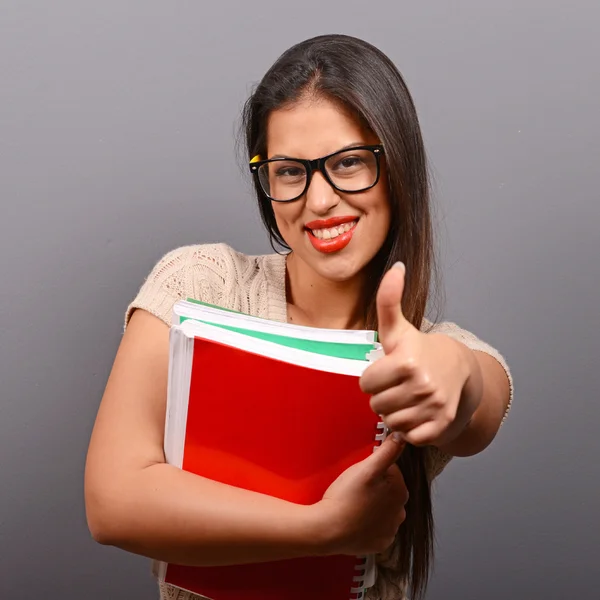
[360,263,481,448]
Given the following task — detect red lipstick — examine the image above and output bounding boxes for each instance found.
[304,216,359,254]
[305,215,358,230]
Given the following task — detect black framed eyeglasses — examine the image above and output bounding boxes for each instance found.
[249,144,385,203]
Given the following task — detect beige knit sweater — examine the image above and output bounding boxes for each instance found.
[125,242,513,600]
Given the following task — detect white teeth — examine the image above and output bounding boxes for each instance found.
[310,220,357,240]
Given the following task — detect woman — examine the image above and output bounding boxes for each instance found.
[84,34,512,600]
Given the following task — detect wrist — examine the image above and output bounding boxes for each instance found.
[436,340,484,451]
[300,501,343,557]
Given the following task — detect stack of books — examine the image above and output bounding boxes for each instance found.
[156,299,388,600]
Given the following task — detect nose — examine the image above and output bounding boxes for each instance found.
[304,171,340,215]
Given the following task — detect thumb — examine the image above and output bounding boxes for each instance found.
[363,432,406,478]
[377,262,410,352]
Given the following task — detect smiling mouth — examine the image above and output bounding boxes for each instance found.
[304,218,359,254]
[305,219,359,240]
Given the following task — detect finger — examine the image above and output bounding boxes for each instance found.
[394,506,407,530]
[369,372,438,414]
[381,406,435,434]
[376,262,411,353]
[363,432,406,478]
[385,467,409,510]
[400,420,445,447]
[360,353,416,396]
[370,384,425,417]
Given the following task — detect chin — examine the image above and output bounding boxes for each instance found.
[307,252,370,283]
[284,226,386,283]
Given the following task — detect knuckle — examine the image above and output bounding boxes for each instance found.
[397,507,407,526]
[400,486,409,505]
[405,434,420,447]
[375,535,395,554]
[369,394,381,413]
[382,413,395,428]
[387,360,404,381]
[405,430,428,447]
[401,356,418,376]
[416,372,435,396]
[430,391,446,410]
[444,404,457,425]
[359,373,373,394]
[434,421,448,441]
[384,414,405,433]
[372,541,385,554]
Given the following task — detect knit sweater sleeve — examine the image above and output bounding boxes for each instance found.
[423,319,514,481]
[124,243,233,330]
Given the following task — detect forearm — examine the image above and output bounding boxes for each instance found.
[86,462,325,566]
[438,347,510,457]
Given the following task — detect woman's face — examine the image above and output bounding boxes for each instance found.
[266,96,391,284]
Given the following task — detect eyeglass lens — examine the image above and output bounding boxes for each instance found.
[257,148,378,201]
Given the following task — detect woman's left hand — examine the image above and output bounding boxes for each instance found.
[360,263,483,448]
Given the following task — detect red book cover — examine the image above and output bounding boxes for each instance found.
[161,335,380,600]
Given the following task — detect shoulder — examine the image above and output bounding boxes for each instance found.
[124,243,249,328]
[124,243,282,329]
[147,242,250,275]
[136,242,244,297]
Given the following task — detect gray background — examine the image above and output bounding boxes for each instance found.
[1,1,598,599]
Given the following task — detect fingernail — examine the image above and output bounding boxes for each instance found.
[392,261,405,273]
[391,431,403,442]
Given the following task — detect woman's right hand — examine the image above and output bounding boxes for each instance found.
[312,433,408,557]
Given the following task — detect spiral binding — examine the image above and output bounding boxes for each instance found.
[348,420,388,599]
[373,420,388,449]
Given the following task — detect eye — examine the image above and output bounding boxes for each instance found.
[329,154,366,173]
[339,156,362,169]
[275,166,305,178]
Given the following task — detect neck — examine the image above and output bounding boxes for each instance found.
[284,252,367,330]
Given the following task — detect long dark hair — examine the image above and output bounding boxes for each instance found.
[241,34,439,599]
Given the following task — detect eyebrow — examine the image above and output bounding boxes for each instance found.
[269,142,368,160]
